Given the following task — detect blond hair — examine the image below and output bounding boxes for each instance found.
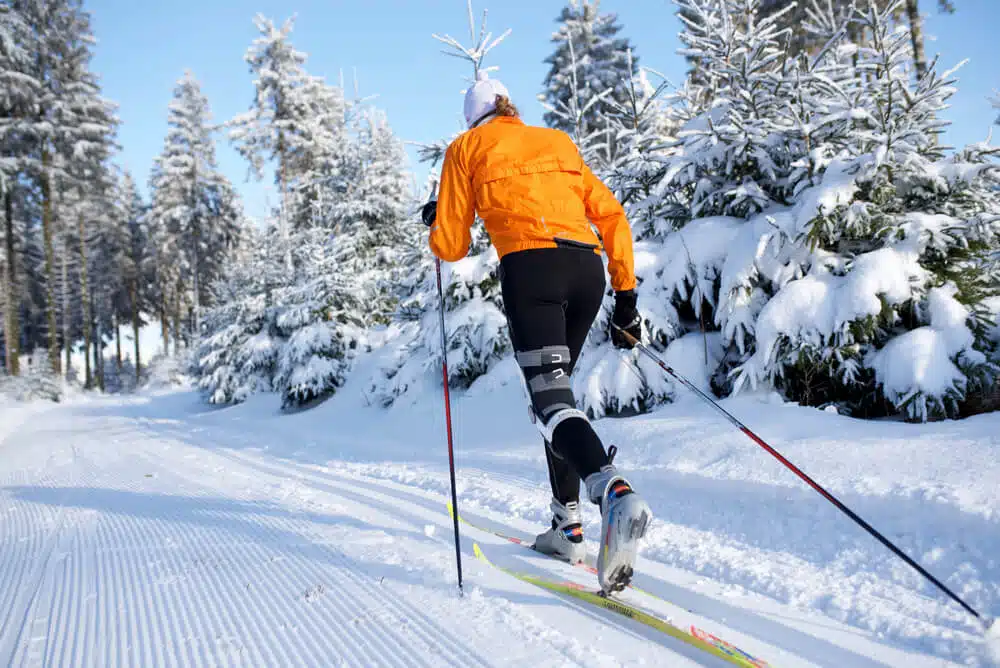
[494,94,519,118]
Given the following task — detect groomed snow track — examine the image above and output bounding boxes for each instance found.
[0,391,995,666]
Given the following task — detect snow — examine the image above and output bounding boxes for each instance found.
[987,618,1000,664]
[734,243,931,393]
[868,285,983,422]
[1,361,997,666]
[662,331,724,394]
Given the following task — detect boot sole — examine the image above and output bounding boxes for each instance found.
[599,503,651,594]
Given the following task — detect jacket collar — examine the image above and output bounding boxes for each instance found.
[471,114,525,129]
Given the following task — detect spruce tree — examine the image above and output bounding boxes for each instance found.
[270,104,411,408]
[228,15,346,271]
[118,171,149,382]
[150,71,241,350]
[541,0,638,165]
[664,0,999,420]
[12,0,117,378]
[0,1,31,375]
[198,226,282,404]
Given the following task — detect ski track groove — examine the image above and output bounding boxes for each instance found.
[4,476,77,668]
[121,455,249,668]
[191,447,587,667]
[147,520,196,668]
[192,487,466,665]
[139,433,496,668]
[0,474,35,656]
[8,404,895,667]
[127,440,481,667]
[213,449,822,667]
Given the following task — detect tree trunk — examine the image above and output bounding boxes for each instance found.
[115,312,122,370]
[61,229,71,378]
[130,278,141,383]
[41,148,61,375]
[905,0,927,80]
[92,291,104,392]
[3,187,20,376]
[78,192,92,388]
[91,306,98,385]
[278,130,293,273]
[160,299,169,355]
[192,230,200,346]
[172,290,181,356]
[191,153,201,346]
[96,336,105,390]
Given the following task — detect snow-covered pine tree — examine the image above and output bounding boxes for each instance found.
[369,1,512,406]
[539,34,613,165]
[62,52,119,389]
[541,0,638,167]
[267,104,411,409]
[270,227,368,407]
[642,0,815,404]
[0,1,32,375]
[326,105,411,326]
[15,0,115,375]
[150,71,242,351]
[118,171,150,383]
[83,170,123,391]
[197,225,283,405]
[725,0,1000,420]
[228,14,346,270]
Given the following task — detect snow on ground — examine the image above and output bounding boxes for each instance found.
[1,356,998,666]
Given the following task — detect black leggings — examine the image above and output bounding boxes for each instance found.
[500,246,611,505]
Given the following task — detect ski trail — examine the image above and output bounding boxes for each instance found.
[117,414,711,666]
[6,394,988,666]
[206,446,962,668]
[5,406,638,667]
[130,448,498,667]
[186,445,797,665]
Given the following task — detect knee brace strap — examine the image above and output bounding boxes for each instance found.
[535,406,589,442]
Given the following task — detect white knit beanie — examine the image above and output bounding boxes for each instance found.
[463,71,509,129]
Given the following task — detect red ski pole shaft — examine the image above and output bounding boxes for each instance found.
[614,325,984,625]
[437,258,464,593]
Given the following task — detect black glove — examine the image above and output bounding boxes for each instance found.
[421,200,437,227]
[610,290,641,350]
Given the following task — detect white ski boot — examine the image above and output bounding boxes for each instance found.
[585,465,652,593]
[533,498,587,564]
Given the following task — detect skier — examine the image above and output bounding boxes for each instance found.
[422,72,652,593]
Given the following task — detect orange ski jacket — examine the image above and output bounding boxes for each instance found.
[428,116,636,292]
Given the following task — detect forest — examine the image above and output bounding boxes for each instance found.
[2,0,998,422]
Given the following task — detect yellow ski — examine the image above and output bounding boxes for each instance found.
[472,542,769,667]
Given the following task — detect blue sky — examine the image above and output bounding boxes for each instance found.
[87,0,1000,222]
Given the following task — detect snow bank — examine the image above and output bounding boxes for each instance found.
[735,246,926,392]
[662,331,724,394]
[649,216,742,305]
[868,284,983,421]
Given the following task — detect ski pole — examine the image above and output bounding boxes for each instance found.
[436,255,464,594]
[612,324,988,628]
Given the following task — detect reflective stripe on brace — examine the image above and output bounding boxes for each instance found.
[516,346,571,368]
[536,406,590,442]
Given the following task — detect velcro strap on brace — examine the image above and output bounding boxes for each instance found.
[516,346,570,368]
